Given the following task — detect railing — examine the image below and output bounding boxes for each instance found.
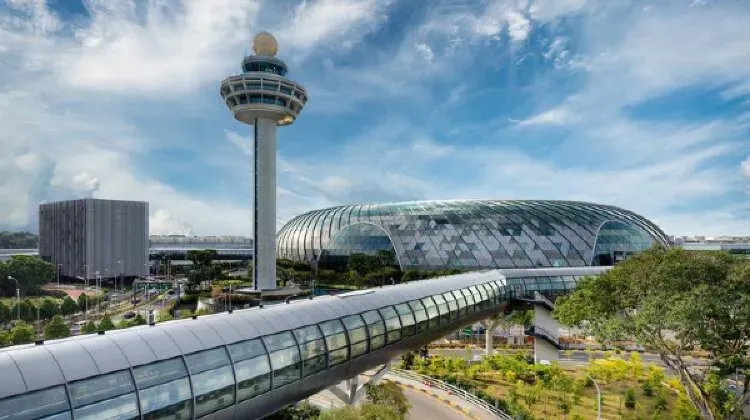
[388,368,514,420]
[533,291,556,310]
[526,325,561,348]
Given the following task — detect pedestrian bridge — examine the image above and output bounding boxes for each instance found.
[0,266,609,420]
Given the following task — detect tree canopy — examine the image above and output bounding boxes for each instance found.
[555,246,750,420]
[0,255,55,296]
[0,231,38,249]
[60,296,78,316]
[44,315,70,340]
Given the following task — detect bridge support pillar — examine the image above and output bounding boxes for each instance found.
[327,361,391,405]
[531,292,561,364]
[482,313,511,357]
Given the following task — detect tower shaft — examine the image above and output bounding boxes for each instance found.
[253,118,277,291]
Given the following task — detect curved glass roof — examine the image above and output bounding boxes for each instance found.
[277,200,670,270]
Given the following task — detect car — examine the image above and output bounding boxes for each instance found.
[123,311,136,319]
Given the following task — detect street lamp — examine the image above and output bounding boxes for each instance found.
[7,275,20,322]
[586,372,602,420]
[56,264,62,286]
[118,260,123,293]
[94,271,102,315]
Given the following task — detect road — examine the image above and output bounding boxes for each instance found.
[403,388,466,420]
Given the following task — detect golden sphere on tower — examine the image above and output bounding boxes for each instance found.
[252,32,278,57]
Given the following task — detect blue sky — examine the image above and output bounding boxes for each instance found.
[0,0,749,236]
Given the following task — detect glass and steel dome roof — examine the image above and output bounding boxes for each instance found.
[276,199,670,270]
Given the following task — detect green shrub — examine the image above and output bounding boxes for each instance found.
[624,388,636,409]
[654,392,668,411]
[642,379,654,396]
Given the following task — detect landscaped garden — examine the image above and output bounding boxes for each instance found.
[402,353,701,419]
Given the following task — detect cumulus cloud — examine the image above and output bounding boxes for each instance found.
[150,209,195,236]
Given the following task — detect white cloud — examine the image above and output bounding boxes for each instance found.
[515,106,575,126]
[741,156,750,178]
[505,9,531,42]
[150,209,195,236]
[275,0,390,58]
[414,43,434,62]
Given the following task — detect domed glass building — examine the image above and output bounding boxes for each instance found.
[276,200,670,271]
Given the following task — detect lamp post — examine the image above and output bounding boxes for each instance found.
[7,275,20,322]
[94,271,101,316]
[586,372,602,420]
[56,264,62,286]
[118,260,123,293]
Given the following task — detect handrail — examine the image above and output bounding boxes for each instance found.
[533,291,556,309]
[527,325,561,348]
[389,368,514,420]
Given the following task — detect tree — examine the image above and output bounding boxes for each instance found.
[11,299,36,323]
[80,320,97,334]
[365,382,410,417]
[555,246,750,420]
[0,301,10,325]
[0,255,56,296]
[9,321,35,345]
[60,297,78,317]
[0,330,9,347]
[320,403,401,420]
[98,315,115,331]
[77,293,89,314]
[38,298,60,320]
[44,315,70,340]
[401,269,420,282]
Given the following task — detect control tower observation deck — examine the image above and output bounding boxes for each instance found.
[220,32,308,291]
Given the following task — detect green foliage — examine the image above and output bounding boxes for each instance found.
[156,311,174,322]
[38,298,60,320]
[321,403,402,420]
[44,315,70,340]
[654,392,668,411]
[264,402,320,420]
[365,382,409,416]
[642,379,654,396]
[555,246,750,419]
[0,231,38,249]
[624,388,637,409]
[0,330,9,347]
[9,321,34,345]
[0,255,55,297]
[12,299,36,323]
[98,315,115,331]
[80,320,97,334]
[0,301,10,324]
[60,297,78,316]
[77,293,89,313]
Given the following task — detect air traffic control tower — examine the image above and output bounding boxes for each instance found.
[220,32,308,290]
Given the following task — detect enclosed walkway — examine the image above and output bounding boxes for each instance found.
[0,267,608,420]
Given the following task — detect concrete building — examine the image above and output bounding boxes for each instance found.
[220,32,308,291]
[39,198,149,282]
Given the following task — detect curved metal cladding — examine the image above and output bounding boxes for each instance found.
[276,200,671,271]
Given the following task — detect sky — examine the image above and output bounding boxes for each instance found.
[0,0,749,237]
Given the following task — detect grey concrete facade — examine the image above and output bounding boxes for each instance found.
[39,198,149,280]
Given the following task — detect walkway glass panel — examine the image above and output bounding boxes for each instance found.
[0,386,71,420]
[342,315,368,358]
[361,310,386,350]
[185,347,235,417]
[421,297,440,329]
[293,325,327,377]
[69,370,138,420]
[263,332,301,389]
[133,358,192,420]
[319,319,349,366]
[378,306,402,343]
[408,300,429,334]
[394,303,416,337]
[432,294,450,325]
[229,339,271,401]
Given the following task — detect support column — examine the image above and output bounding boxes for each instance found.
[327,362,391,405]
[482,316,502,357]
[253,118,277,291]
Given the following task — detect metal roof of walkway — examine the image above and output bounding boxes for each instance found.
[0,266,610,420]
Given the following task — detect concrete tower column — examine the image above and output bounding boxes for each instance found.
[254,118,277,290]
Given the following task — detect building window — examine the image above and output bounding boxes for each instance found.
[342,314,369,358]
[262,331,302,389]
[293,325,328,377]
[319,319,349,366]
[0,386,71,420]
[361,310,386,350]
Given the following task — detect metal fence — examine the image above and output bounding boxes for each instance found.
[388,368,514,420]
